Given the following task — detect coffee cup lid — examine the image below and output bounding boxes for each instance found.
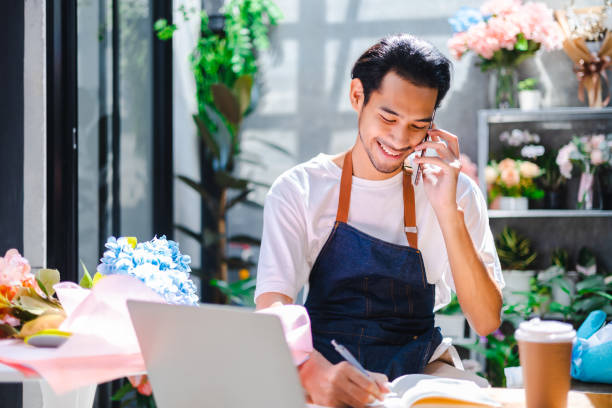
[515,318,576,343]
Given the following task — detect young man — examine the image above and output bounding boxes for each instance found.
[255,34,504,408]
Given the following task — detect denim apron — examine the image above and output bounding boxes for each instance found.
[304,150,442,380]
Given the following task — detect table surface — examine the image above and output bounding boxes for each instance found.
[3,363,611,407]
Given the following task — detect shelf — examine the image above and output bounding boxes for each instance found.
[489,209,612,218]
[479,107,612,124]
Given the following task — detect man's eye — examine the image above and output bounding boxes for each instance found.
[412,125,427,130]
[379,115,395,123]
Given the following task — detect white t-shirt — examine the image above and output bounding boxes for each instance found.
[254,153,504,311]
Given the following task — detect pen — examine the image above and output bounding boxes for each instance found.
[331,339,371,378]
[414,109,436,186]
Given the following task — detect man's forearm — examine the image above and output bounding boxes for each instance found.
[436,206,502,336]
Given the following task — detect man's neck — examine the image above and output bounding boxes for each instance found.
[351,140,403,180]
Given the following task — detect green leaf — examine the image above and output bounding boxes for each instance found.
[193,114,220,158]
[111,381,134,401]
[176,175,218,213]
[212,83,242,125]
[215,171,249,190]
[515,34,528,52]
[35,278,49,298]
[228,235,261,246]
[35,269,60,298]
[203,105,233,169]
[233,75,253,115]
[79,260,93,289]
[573,297,607,313]
[576,275,606,293]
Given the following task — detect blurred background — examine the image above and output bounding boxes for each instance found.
[2,0,612,406]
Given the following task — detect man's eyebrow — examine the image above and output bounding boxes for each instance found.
[380,106,433,122]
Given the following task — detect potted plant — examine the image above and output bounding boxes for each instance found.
[154,0,284,303]
[518,78,542,110]
[486,158,544,210]
[495,227,537,305]
[536,149,567,209]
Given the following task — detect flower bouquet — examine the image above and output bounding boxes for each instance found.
[447,0,563,107]
[556,134,612,209]
[486,158,544,210]
[0,250,66,340]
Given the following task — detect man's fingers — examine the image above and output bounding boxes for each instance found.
[337,363,384,400]
[413,155,453,172]
[414,141,453,161]
[368,372,390,393]
[428,128,460,158]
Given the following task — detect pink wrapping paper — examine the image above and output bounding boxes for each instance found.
[0,275,163,394]
[0,274,314,394]
[257,304,314,365]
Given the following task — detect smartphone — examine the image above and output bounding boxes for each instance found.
[414,110,436,185]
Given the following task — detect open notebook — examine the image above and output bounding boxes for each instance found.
[370,374,501,408]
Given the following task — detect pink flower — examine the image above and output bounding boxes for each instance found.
[481,0,522,16]
[556,144,576,179]
[0,313,20,327]
[447,32,469,59]
[501,167,520,187]
[498,158,516,172]
[591,149,605,166]
[0,249,32,287]
[128,375,153,396]
[590,134,605,149]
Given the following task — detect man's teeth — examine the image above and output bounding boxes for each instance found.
[379,141,400,157]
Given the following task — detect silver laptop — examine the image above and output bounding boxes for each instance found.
[127,300,306,408]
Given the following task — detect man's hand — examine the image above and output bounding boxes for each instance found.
[299,350,389,408]
[413,126,462,218]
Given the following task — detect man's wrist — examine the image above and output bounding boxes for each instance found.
[434,203,464,227]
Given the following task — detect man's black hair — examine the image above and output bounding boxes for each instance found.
[351,34,452,108]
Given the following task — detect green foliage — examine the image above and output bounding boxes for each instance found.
[437,293,461,315]
[536,149,566,192]
[154,1,284,304]
[478,38,541,72]
[517,78,537,91]
[495,227,537,271]
[111,380,156,408]
[210,277,256,307]
[551,248,569,270]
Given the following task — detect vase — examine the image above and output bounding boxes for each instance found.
[577,169,603,210]
[543,190,565,210]
[489,66,518,109]
[599,168,612,210]
[499,196,528,211]
[518,90,542,110]
[502,270,534,306]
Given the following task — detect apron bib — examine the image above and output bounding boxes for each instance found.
[304,151,442,380]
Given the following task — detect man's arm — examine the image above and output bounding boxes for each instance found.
[256,292,388,407]
[414,127,502,337]
[436,207,502,336]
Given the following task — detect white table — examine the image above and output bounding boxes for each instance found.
[0,363,97,408]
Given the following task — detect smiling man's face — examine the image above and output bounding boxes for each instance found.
[351,70,438,176]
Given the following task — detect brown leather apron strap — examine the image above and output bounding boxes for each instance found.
[403,168,418,249]
[336,150,419,249]
[336,150,353,223]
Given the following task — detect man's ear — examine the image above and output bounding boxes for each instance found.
[349,78,365,112]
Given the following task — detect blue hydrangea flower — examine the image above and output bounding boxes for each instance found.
[448,7,485,33]
[97,236,199,306]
